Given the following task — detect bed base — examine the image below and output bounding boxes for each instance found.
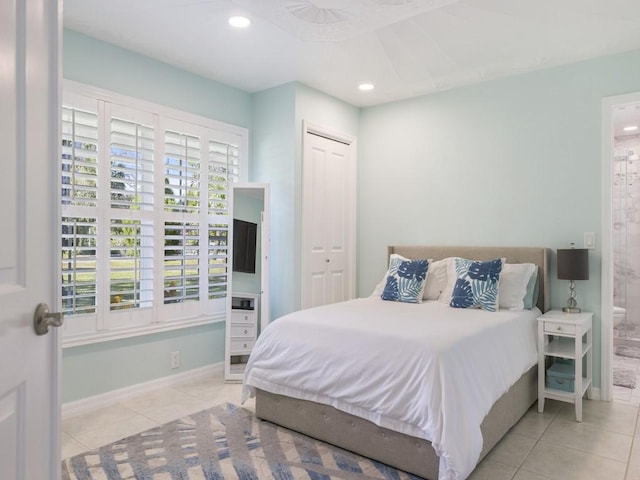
[255,365,537,479]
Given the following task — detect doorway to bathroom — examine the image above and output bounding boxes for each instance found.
[611,99,640,406]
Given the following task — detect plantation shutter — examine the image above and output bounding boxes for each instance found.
[60,83,247,342]
[163,126,202,309]
[108,107,155,320]
[61,96,100,329]
[109,116,155,211]
[109,219,154,310]
[164,130,201,214]
[61,105,99,207]
[163,221,200,304]
[61,216,98,316]
[206,135,241,302]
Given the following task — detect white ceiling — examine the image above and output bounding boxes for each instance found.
[63,0,640,107]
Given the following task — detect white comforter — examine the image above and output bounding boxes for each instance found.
[241,297,539,480]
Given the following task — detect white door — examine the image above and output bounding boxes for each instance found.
[301,123,356,309]
[0,0,61,479]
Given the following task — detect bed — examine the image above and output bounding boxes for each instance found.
[242,246,550,480]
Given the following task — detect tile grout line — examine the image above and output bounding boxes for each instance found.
[624,406,640,480]
[511,402,563,480]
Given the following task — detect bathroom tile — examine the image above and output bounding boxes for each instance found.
[512,470,554,480]
[70,413,158,450]
[555,399,638,436]
[484,431,537,467]
[521,441,626,480]
[468,459,517,480]
[121,387,213,424]
[626,434,640,479]
[62,402,140,437]
[541,418,633,462]
[613,386,632,402]
[172,373,232,402]
[510,401,561,440]
[61,431,89,459]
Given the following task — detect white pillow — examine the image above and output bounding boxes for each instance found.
[438,257,459,304]
[371,276,387,297]
[423,258,448,300]
[498,263,536,311]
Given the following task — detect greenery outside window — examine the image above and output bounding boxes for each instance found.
[61,83,247,345]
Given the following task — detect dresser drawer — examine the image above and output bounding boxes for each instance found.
[231,311,255,324]
[544,321,576,335]
[230,339,255,354]
[230,325,255,338]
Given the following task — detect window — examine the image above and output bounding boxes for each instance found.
[60,84,246,344]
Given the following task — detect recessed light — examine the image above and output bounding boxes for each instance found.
[229,16,251,28]
[623,125,639,132]
[358,83,374,91]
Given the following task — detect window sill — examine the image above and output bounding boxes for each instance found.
[61,313,225,348]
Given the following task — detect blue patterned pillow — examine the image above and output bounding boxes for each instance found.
[450,258,504,311]
[381,256,429,303]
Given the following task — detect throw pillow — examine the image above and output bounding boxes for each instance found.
[381,256,430,303]
[450,257,504,312]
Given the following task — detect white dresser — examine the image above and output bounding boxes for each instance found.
[226,293,259,380]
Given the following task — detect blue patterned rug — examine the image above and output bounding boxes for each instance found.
[62,403,422,480]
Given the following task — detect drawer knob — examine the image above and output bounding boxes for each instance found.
[244,315,248,321]
[243,343,247,348]
[244,329,248,334]
[557,325,562,331]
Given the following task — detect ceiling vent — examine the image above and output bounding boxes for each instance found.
[283,0,362,24]
[233,0,460,41]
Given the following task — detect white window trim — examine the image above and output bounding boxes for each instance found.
[60,80,248,348]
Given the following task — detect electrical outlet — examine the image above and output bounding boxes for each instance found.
[171,351,180,369]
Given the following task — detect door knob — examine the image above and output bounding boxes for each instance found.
[34,303,64,336]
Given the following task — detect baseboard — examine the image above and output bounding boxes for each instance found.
[590,387,602,401]
[62,362,224,419]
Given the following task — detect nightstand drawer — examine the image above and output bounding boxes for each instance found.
[230,339,255,353]
[231,311,255,324]
[230,325,255,338]
[544,322,576,335]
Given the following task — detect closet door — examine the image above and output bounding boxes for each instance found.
[301,123,356,309]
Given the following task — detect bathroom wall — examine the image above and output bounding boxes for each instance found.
[613,134,640,340]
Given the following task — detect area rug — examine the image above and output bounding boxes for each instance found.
[613,365,638,389]
[62,403,421,480]
[615,344,640,359]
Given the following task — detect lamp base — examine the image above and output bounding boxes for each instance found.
[562,306,582,313]
[563,280,582,314]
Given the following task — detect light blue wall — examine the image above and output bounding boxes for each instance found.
[251,84,297,320]
[63,30,252,128]
[62,29,253,403]
[358,49,640,390]
[62,324,224,403]
[250,83,360,318]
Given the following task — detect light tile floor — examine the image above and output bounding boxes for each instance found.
[612,353,640,407]
[62,374,640,480]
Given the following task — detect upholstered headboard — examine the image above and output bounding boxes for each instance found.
[387,246,551,313]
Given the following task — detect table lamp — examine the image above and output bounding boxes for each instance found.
[557,247,589,313]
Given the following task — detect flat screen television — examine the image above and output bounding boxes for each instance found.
[232,218,257,274]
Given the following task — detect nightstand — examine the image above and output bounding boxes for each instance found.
[537,310,593,422]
